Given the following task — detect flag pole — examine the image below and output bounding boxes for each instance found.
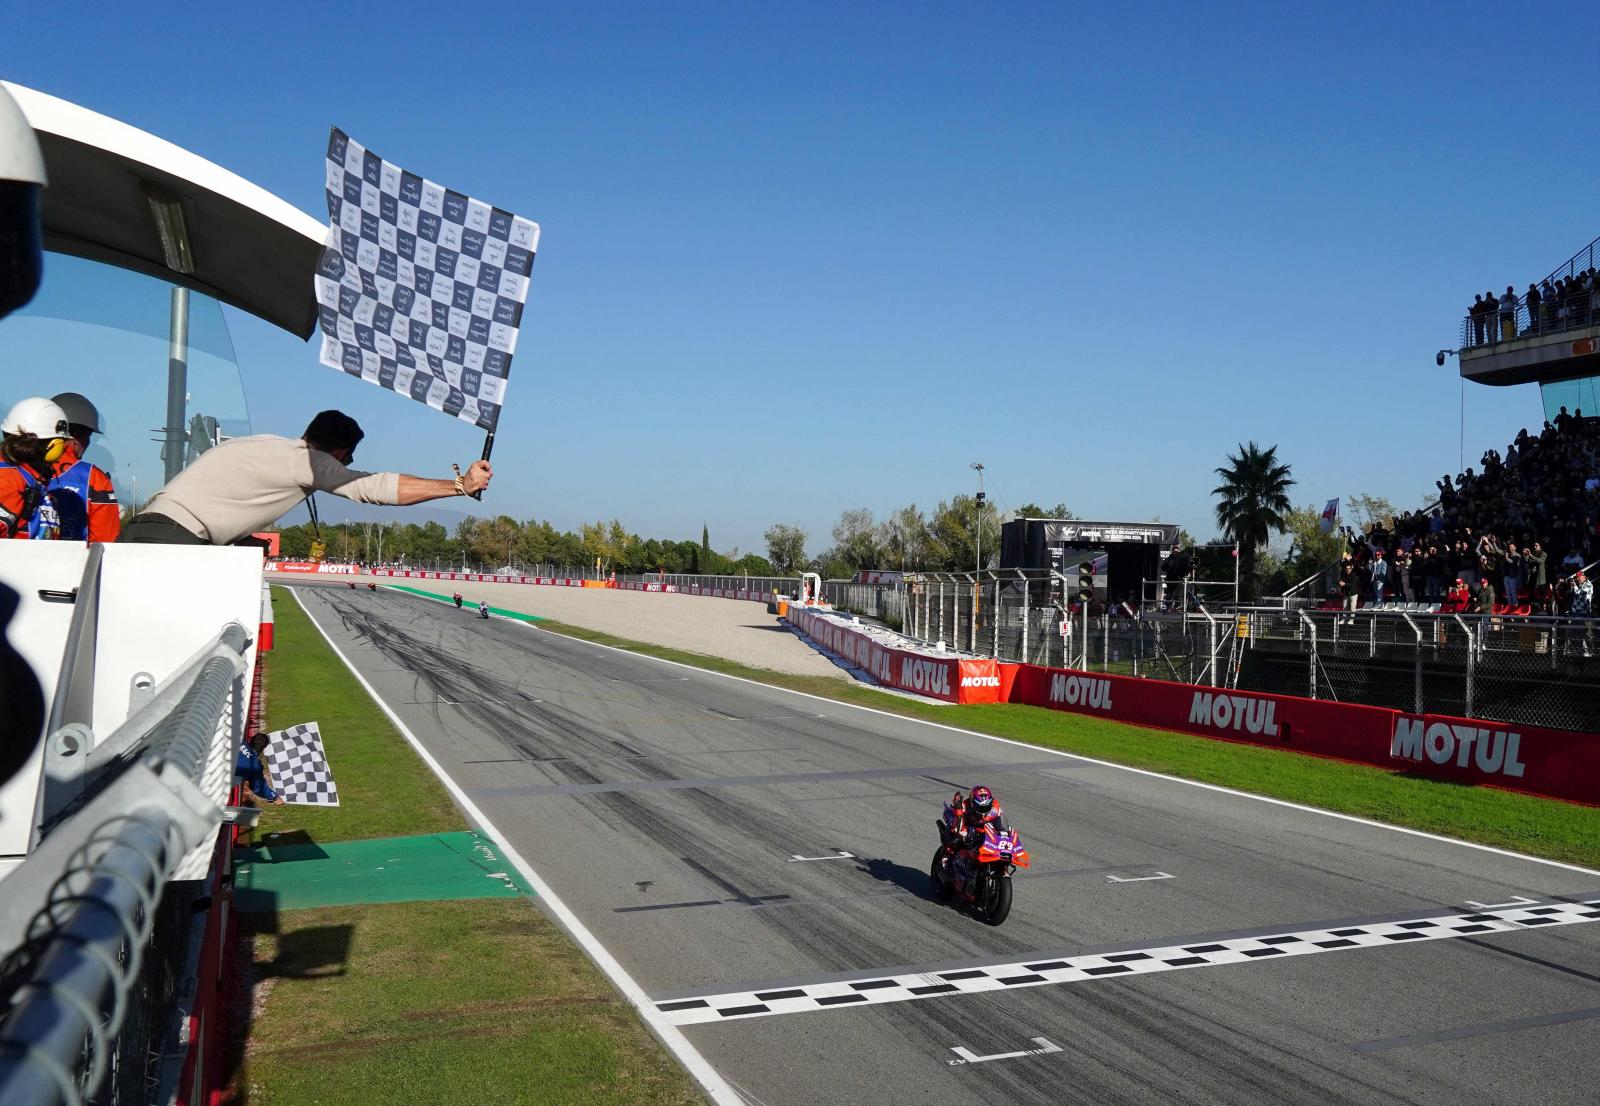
[468,429,494,501]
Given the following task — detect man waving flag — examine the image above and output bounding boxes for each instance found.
[313,129,540,435]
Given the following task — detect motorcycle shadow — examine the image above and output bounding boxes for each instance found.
[855,856,941,902]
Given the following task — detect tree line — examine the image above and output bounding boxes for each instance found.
[272,444,1396,598]
[272,517,778,576]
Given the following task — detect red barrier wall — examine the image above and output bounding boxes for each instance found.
[265,561,356,574]
[1006,664,1600,805]
[786,607,1002,704]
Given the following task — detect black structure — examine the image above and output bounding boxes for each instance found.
[1000,518,1178,605]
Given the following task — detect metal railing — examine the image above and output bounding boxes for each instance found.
[1458,232,1600,351]
[1240,607,1598,730]
[617,572,801,596]
[0,617,251,1106]
[864,569,1597,730]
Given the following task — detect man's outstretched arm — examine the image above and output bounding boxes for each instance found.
[395,460,493,504]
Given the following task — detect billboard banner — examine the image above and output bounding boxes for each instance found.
[1006,663,1600,804]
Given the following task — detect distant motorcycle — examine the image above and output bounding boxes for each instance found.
[930,820,1031,926]
[478,602,490,620]
[453,592,464,609]
[367,582,377,591]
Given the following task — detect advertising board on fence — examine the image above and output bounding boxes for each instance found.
[786,607,1002,704]
[265,562,356,574]
[1006,664,1600,805]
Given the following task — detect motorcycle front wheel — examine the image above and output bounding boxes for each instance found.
[977,871,1013,926]
[929,848,951,898]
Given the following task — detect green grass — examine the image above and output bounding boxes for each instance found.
[532,619,1600,870]
[238,590,706,1106]
[239,899,701,1106]
[252,589,464,843]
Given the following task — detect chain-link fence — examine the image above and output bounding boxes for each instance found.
[871,572,1598,731]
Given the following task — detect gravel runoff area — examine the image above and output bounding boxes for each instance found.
[342,571,849,679]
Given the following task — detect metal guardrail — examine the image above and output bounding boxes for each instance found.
[617,572,801,596]
[1458,233,1600,351]
[0,621,251,1106]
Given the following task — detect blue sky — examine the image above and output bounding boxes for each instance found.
[7,3,1599,555]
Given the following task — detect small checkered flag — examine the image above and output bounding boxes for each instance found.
[314,128,540,434]
[261,721,340,806]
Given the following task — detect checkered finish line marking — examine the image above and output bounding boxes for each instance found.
[653,897,1600,1026]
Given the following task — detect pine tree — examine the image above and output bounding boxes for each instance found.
[701,522,710,557]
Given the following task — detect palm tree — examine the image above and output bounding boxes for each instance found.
[1212,442,1295,601]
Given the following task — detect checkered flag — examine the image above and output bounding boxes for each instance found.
[261,721,340,806]
[314,128,540,431]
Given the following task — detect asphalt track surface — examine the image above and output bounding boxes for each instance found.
[291,583,1600,1106]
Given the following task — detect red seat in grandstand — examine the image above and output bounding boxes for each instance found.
[1515,604,1532,616]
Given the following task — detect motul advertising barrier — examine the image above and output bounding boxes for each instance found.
[265,562,356,574]
[786,607,1001,704]
[1007,664,1600,805]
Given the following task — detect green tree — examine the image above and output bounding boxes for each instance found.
[763,523,807,574]
[927,494,1001,572]
[1012,502,1075,520]
[701,522,710,559]
[877,505,928,570]
[831,508,880,569]
[1212,442,1296,601]
[1276,504,1345,587]
[1345,492,1396,535]
[732,552,776,576]
[412,521,451,565]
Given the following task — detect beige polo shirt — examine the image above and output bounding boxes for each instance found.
[139,434,401,544]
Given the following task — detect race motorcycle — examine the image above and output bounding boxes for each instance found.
[930,815,1031,926]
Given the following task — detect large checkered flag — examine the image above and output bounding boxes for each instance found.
[261,722,340,806]
[314,128,539,450]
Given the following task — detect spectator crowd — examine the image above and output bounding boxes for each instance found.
[1466,267,1600,346]
[1334,406,1597,618]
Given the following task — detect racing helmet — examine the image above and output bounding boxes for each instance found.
[969,785,994,815]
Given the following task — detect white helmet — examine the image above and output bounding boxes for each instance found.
[1,397,69,440]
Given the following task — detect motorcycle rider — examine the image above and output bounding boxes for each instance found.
[478,599,490,619]
[939,785,1007,878]
[452,591,463,608]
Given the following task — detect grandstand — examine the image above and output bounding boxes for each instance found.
[1457,232,1600,416]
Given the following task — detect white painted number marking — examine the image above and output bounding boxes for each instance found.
[1105,871,1174,883]
[948,1037,1062,1066]
[788,850,855,862]
[1464,894,1538,910]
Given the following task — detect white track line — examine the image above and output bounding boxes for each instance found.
[290,586,743,1106]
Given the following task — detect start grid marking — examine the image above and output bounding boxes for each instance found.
[655,898,1600,1026]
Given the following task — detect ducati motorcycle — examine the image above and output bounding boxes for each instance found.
[930,812,1031,926]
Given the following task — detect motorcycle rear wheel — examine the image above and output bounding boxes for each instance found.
[978,873,1013,926]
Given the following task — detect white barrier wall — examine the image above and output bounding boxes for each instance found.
[0,545,265,875]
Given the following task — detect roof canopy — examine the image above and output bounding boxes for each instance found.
[4,82,325,338]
